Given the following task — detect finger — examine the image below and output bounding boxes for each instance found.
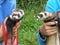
[45,21,58,26]
[45,26,58,30]
[46,31,57,36]
[13,27,16,31]
[15,21,21,26]
[40,27,45,36]
[13,31,18,36]
[45,29,58,33]
[15,21,21,28]
[13,29,17,32]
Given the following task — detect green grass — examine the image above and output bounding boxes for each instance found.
[18,8,44,45]
[18,9,44,45]
[17,0,47,45]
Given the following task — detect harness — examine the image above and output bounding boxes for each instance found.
[2,21,18,45]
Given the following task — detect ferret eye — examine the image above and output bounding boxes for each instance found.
[39,14,43,18]
[45,13,47,16]
[18,14,20,17]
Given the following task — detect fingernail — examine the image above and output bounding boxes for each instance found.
[55,21,58,24]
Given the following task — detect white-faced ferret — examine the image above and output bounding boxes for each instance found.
[37,11,60,45]
[37,11,60,30]
[37,12,60,45]
[6,9,24,35]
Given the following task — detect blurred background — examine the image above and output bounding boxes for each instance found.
[17,0,47,45]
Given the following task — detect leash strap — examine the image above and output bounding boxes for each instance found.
[2,22,8,45]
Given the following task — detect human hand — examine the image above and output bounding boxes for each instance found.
[12,21,21,36]
[40,21,58,36]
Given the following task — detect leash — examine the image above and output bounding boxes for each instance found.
[2,21,8,45]
[2,21,18,45]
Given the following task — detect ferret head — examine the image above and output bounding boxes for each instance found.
[37,11,54,20]
[10,9,24,21]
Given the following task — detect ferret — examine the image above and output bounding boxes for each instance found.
[6,9,24,35]
[37,11,60,45]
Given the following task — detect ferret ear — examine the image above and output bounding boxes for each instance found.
[44,11,54,17]
[12,9,16,12]
[18,9,24,16]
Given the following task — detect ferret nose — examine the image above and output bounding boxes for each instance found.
[13,17,16,20]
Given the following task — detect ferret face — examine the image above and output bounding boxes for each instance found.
[37,11,53,20]
[10,9,24,20]
[37,12,48,20]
